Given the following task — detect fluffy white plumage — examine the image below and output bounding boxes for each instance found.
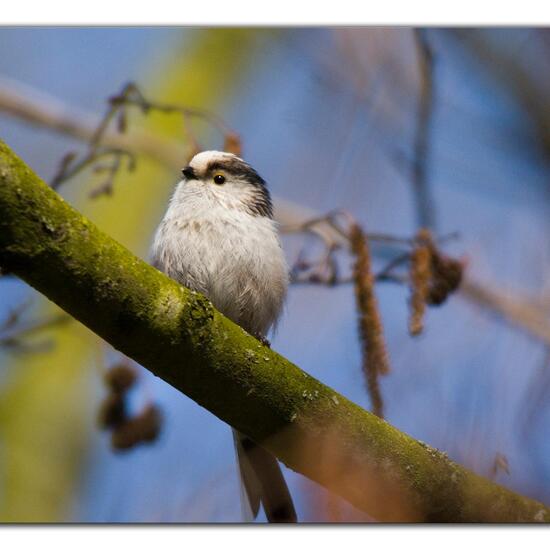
[150,151,288,338]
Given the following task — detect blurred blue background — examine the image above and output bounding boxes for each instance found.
[1,27,549,522]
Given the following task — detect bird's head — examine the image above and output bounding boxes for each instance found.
[178,151,273,218]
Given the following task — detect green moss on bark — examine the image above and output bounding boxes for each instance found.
[0,139,549,522]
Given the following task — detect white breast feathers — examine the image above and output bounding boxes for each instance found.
[150,180,288,338]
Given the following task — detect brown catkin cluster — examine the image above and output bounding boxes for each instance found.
[98,362,162,452]
[110,404,162,451]
[409,234,432,336]
[349,223,390,418]
[408,229,464,336]
[427,249,463,306]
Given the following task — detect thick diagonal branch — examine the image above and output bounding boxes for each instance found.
[0,139,548,523]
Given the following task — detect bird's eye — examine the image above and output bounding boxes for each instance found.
[213,173,226,185]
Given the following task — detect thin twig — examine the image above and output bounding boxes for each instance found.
[51,148,136,193]
[412,29,437,230]
[286,209,459,289]
[107,82,240,153]
[49,82,241,195]
[0,312,71,351]
[0,78,240,197]
[461,279,550,346]
[0,75,186,169]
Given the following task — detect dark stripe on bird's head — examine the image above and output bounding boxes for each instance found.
[206,157,273,218]
[183,154,273,219]
[206,158,267,188]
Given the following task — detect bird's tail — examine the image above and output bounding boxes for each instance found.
[232,429,297,523]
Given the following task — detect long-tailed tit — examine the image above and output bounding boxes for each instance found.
[150,151,296,523]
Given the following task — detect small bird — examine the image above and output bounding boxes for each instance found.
[150,150,296,523]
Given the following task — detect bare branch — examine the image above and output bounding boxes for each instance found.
[285,209,462,303]
[412,28,437,230]
[0,307,70,353]
[0,75,185,169]
[48,81,240,195]
[461,279,550,346]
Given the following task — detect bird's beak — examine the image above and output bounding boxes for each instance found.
[181,166,197,180]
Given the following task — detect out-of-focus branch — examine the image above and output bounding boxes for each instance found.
[0,314,69,352]
[448,30,550,155]
[0,78,240,199]
[0,299,70,352]
[49,82,240,196]
[283,210,461,300]
[412,29,437,230]
[0,76,186,170]
[283,204,550,347]
[2,139,550,522]
[460,279,550,346]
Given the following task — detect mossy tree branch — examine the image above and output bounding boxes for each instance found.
[0,139,548,523]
